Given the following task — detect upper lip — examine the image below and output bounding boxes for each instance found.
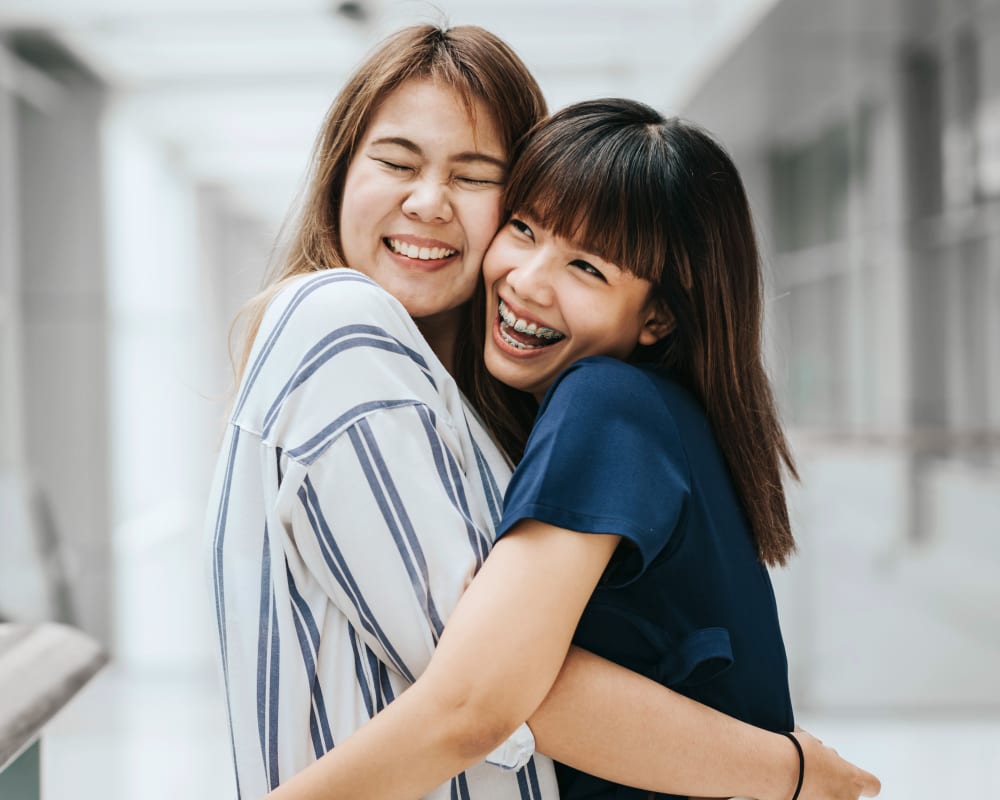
[497,294,560,332]
[385,234,459,251]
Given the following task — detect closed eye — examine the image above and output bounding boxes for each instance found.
[571,259,607,282]
[457,176,501,187]
[373,158,413,173]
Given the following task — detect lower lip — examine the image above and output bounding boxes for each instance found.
[384,240,459,273]
[491,312,559,358]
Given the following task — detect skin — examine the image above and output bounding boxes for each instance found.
[339,78,506,370]
[483,214,671,401]
[270,80,881,800]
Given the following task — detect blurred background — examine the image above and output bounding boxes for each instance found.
[0,0,997,797]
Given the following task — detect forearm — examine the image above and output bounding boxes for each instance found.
[269,522,616,800]
[268,680,509,800]
[530,646,798,800]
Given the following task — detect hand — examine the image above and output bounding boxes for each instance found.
[793,726,881,800]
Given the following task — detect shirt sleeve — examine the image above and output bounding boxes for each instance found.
[496,357,692,586]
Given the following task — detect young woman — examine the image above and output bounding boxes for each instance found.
[481,99,814,800]
[261,100,882,800]
[207,22,879,800]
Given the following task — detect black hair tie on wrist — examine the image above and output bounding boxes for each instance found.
[780,731,805,800]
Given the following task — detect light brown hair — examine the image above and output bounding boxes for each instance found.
[232,24,546,458]
[500,99,798,565]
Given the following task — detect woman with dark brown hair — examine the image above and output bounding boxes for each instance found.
[207,20,878,800]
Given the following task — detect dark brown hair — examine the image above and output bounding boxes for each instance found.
[232,25,546,456]
[502,98,798,565]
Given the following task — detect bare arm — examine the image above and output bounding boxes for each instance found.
[268,520,879,800]
[532,646,880,800]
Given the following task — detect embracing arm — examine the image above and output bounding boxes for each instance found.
[532,647,879,800]
[268,519,614,799]
[268,520,879,800]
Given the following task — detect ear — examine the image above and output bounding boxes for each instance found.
[637,299,674,347]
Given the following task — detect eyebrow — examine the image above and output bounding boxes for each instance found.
[370,137,506,170]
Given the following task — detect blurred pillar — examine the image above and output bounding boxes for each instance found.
[899,45,945,543]
[0,47,25,472]
[13,39,111,643]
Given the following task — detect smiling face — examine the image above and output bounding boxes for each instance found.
[340,78,506,332]
[483,215,672,400]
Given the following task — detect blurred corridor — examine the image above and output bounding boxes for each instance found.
[1,0,998,797]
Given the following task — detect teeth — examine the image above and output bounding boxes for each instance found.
[497,300,565,342]
[499,327,547,350]
[387,239,458,260]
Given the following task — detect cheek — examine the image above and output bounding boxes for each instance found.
[339,172,367,238]
[481,241,506,283]
[603,302,648,356]
[342,164,394,224]
[460,193,502,250]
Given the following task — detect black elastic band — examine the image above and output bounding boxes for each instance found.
[780,731,804,800]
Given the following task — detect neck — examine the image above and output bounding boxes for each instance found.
[415,310,460,375]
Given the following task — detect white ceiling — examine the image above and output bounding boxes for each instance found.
[0,0,781,226]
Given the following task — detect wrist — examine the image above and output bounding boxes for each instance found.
[778,731,805,800]
[758,731,801,800]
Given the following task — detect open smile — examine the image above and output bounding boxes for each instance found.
[384,237,458,263]
[495,299,565,352]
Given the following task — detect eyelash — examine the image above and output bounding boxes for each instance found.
[509,219,608,282]
[377,159,413,173]
[510,218,533,238]
[375,159,497,187]
[572,259,607,282]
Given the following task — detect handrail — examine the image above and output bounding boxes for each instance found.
[0,622,107,772]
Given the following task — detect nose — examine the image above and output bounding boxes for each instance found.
[506,248,555,307]
[401,176,453,223]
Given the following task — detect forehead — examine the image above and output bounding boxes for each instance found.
[363,78,505,158]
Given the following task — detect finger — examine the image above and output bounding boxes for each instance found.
[858,769,881,797]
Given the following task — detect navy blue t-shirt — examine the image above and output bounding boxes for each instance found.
[495,357,793,800]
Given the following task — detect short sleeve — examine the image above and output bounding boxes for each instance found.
[496,357,691,586]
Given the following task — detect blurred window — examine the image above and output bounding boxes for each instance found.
[767,119,866,431]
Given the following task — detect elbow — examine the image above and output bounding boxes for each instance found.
[451,711,517,764]
[425,682,527,763]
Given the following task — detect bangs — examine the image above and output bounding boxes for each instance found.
[503,112,671,283]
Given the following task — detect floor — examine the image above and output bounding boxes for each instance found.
[41,665,1000,799]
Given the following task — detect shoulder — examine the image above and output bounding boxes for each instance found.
[539,356,668,424]
[253,269,435,377]
[233,269,448,437]
[531,357,691,481]
[265,269,420,344]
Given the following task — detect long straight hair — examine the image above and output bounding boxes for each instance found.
[230,25,545,459]
[502,99,798,565]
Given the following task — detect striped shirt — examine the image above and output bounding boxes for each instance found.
[207,270,558,800]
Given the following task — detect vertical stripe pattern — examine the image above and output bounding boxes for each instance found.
[206,271,558,799]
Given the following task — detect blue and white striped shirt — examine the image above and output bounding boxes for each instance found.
[207,270,558,799]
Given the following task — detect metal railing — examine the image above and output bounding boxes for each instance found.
[0,623,106,798]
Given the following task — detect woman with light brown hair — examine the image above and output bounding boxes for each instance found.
[207,23,878,800]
